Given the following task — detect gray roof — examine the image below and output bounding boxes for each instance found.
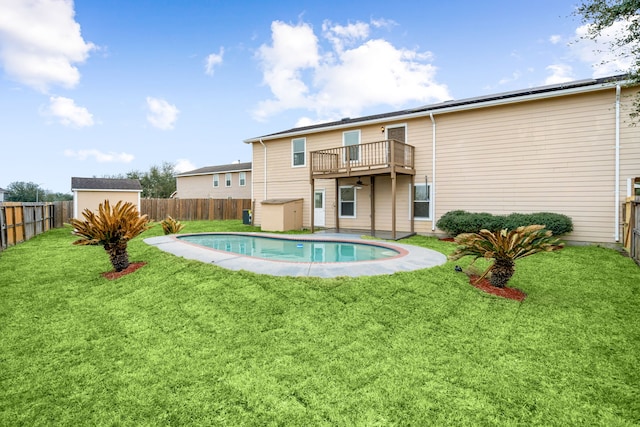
[0,188,6,192]
[71,177,142,191]
[245,74,629,142]
[176,162,252,177]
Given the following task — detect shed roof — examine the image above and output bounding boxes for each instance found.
[244,74,629,143]
[175,162,252,177]
[71,177,142,191]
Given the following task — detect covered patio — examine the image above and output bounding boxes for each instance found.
[309,139,417,240]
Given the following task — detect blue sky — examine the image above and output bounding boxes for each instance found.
[0,0,631,193]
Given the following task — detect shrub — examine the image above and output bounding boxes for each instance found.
[450,225,564,288]
[69,200,151,272]
[161,216,185,235]
[437,210,573,237]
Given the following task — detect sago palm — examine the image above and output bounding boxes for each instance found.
[449,225,563,288]
[69,200,151,272]
[160,215,185,235]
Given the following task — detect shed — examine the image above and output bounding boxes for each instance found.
[71,177,143,219]
[260,198,303,231]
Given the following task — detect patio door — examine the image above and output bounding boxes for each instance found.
[386,125,407,164]
[314,189,325,227]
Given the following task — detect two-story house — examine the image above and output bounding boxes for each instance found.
[244,75,640,244]
[175,162,251,199]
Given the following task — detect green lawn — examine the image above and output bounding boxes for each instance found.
[1,221,639,426]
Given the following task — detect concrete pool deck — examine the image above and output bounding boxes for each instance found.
[144,232,447,278]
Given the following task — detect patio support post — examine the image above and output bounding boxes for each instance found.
[370,176,375,236]
[335,179,340,233]
[310,178,315,233]
[390,140,397,240]
[410,174,415,234]
[391,171,397,240]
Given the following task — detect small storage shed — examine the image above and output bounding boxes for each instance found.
[71,177,143,219]
[260,198,303,231]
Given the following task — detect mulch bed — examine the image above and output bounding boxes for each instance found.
[468,275,526,301]
[102,262,147,280]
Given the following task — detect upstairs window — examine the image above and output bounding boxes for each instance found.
[225,173,232,187]
[292,138,306,167]
[239,172,246,187]
[213,174,219,187]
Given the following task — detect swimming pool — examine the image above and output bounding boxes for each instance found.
[144,232,447,278]
[177,233,400,263]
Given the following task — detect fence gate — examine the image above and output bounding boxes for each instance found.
[623,196,640,266]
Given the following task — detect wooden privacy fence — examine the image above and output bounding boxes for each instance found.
[0,201,72,251]
[623,197,640,266]
[0,199,248,251]
[140,198,251,221]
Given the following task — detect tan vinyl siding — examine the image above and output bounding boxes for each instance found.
[75,191,140,219]
[251,84,640,243]
[434,90,618,243]
[176,171,251,199]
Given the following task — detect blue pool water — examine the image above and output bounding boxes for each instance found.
[177,233,400,263]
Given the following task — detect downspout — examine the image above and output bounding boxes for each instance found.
[615,85,621,242]
[430,112,436,231]
[259,139,267,200]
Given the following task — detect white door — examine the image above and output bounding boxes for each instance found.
[314,189,325,227]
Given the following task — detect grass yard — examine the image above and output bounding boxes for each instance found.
[1,220,639,426]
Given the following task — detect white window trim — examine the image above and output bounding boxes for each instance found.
[339,185,357,218]
[213,174,219,188]
[342,129,361,162]
[291,137,306,167]
[225,173,232,187]
[239,171,246,187]
[410,182,432,220]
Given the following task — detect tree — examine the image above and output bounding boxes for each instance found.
[5,181,44,202]
[105,161,177,198]
[4,181,73,202]
[575,0,640,115]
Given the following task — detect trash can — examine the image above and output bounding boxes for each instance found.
[242,209,251,225]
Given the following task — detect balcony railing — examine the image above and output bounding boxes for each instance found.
[310,139,415,177]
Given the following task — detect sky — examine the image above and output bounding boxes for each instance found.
[0,0,633,194]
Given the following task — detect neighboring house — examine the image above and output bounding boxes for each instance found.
[174,162,252,199]
[71,177,143,219]
[0,187,6,202]
[244,75,640,244]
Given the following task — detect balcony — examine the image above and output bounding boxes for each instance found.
[310,139,415,179]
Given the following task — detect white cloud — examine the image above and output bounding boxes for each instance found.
[174,159,196,173]
[205,47,224,76]
[0,0,95,92]
[544,64,575,85]
[549,35,562,45]
[64,149,134,163]
[44,96,94,127]
[146,97,179,130]
[571,20,637,77]
[254,19,450,122]
[322,20,370,53]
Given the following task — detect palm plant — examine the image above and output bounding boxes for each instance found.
[160,216,184,235]
[449,225,563,288]
[69,200,151,272]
